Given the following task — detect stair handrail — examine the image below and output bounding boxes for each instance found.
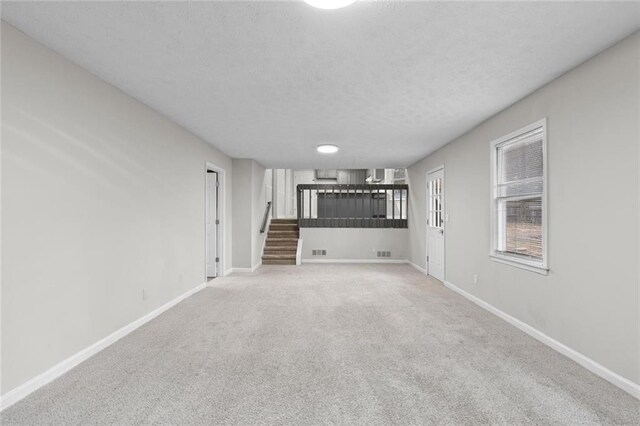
[260,201,272,234]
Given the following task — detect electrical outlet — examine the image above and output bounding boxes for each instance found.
[473,274,478,284]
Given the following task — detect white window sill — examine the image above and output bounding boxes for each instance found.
[489,254,549,275]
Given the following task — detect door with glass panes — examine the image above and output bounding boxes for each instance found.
[427,168,445,281]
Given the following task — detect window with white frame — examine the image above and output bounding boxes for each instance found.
[490,119,548,273]
[393,168,407,184]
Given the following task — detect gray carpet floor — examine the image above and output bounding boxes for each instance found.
[2,264,639,425]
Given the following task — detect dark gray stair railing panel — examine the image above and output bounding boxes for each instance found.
[296,184,408,229]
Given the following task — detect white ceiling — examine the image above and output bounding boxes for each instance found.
[2,1,639,168]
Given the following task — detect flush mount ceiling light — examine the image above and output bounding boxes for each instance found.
[304,0,358,10]
[317,144,339,154]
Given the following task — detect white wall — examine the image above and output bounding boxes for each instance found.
[301,228,408,261]
[231,159,253,269]
[407,33,639,385]
[264,168,273,207]
[1,24,233,394]
[293,169,317,186]
[231,159,267,269]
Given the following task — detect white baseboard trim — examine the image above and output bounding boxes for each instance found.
[408,261,427,275]
[296,238,303,266]
[0,282,208,411]
[228,262,261,273]
[302,258,408,264]
[443,280,640,399]
[223,268,233,276]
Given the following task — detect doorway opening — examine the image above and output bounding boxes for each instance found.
[426,166,445,282]
[206,162,225,279]
[272,169,296,219]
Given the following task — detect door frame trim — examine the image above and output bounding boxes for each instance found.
[426,164,445,281]
[205,161,226,278]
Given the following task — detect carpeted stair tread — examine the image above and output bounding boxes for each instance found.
[262,219,300,266]
[265,239,298,247]
[269,223,298,229]
[264,247,297,253]
[261,259,296,265]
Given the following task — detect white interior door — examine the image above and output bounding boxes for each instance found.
[427,168,445,282]
[206,172,218,278]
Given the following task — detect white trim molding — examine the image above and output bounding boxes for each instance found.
[408,261,427,275]
[0,282,208,411]
[425,164,445,176]
[489,255,549,275]
[302,259,408,264]
[301,260,429,270]
[205,161,227,280]
[443,280,640,399]
[296,238,303,266]
[489,118,548,274]
[228,263,262,273]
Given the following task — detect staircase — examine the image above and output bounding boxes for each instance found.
[262,219,299,265]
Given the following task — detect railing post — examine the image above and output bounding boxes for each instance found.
[309,186,312,225]
[361,185,365,228]
[392,185,396,224]
[399,186,403,227]
[351,185,355,228]
[297,186,302,227]
[323,185,327,227]
[337,185,341,228]
[404,186,408,227]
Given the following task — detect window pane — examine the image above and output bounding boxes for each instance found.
[497,133,543,197]
[393,168,406,180]
[499,197,543,260]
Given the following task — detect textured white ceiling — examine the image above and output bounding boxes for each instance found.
[2,1,639,168]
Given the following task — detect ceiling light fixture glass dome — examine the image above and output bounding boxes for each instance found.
[304,0,358,10]
[317,144,339,154]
